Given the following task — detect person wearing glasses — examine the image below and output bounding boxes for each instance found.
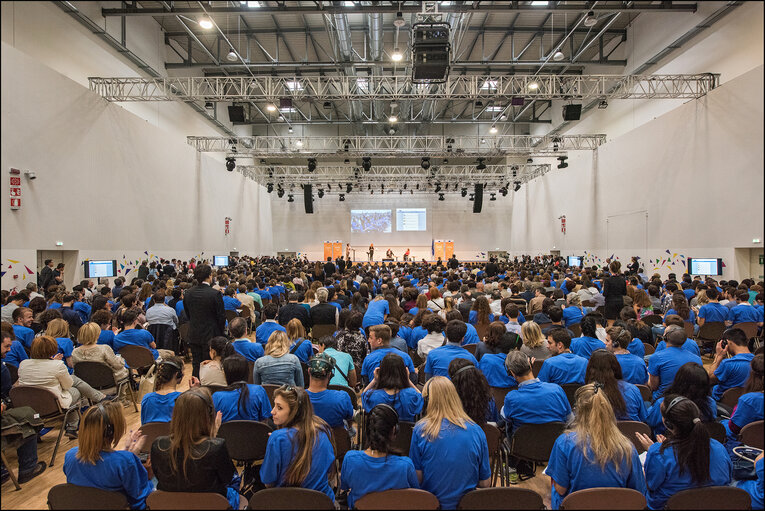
[260,385,336,501]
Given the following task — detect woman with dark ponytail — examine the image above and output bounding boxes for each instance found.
[638,395,732,509]
[199,336,235,386]
[339,404,419,508]
[140,356,189,424]
[212,354,272,422]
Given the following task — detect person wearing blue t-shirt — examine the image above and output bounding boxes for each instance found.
[708,328,754,401]
[697,288,729,326]
[3,338,29,368]
[409,377,491,509]
[585,351,647,422]
[728,290,762,325]
[736,455,764,510]
[501,351,572,435]
[11,306,35,350]
[228,317,264,362]
[305,353,354,428]
[222,286,242,312]
[652,316,701,357]
[478,347,518,389]
[260,386,336,501]
[538,327,588,385]
[340,404,419,508]
[63,403,153,509]
[113,308,160,359]
[140,358,185,424]
[570,316,606,359]
[648,326,703,400]
[637,395,732,510]
[213,355,272,423]
[45,318,76,374]
[722,354,764,445]
[605,326,649,385]
[361,353,423,422]
[547,383,646,510]
[561,298,585,327]
[361,325,415,385]
[255,303,287,346]
[362,296,390,330]
[424,320,477,379]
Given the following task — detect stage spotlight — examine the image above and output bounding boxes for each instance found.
[403,183,407,189]
[362,156,371,171]
[469,194,474,201]
[277,186,285,198]
[527,157,533,164]
[344,158,350,164]
[461,187,467,197]
[513,181,521,192]
[443,158,448,164]
[434,183,442,193]
[490,193,496,201]
[438,193,445,201]
[318,188,324,198]
[327,184,332,190]
[476,158,486,170]
[288,126,293,134]
[266,183,274,193]
[287,194,294,202]
[225,157,236,172]
[339,194,345,201]
[557,156,569,169]
[307,158,317,172]
[421,157,431,170]
[368,183,371,190]
[598,99,609,109]
[553,137,561,152]
[346,183,352,192]
[499,187,507,197]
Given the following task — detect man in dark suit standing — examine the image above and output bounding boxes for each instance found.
[323,257,336,278]
[337,256,347,274]
[448,254,460,270]
[183,264,225,377]
[485,257,499,278]
[38,259,54,291]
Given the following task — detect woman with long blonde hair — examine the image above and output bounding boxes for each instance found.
[260,385,335,500]
[520,320,550,360]
[547,383,646,509]
[286,318,313,364]
[45,317,75,372]
[253,331,304,386]
[409,376,491,509]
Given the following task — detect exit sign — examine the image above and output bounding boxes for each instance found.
[760,254,764,265]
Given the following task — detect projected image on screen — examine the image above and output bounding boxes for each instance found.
[351,210,392,233]
[396,208,427,231]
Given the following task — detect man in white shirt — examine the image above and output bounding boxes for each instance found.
[417,314,447,358]
[145,290,178,330]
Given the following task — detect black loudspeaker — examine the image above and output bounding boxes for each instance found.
[303,185,314,214]
[473,184,483,213]
[562,104,582,121]
[228,105,245,123]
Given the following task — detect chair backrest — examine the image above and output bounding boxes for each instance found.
[664,486,751,510]
[392,421,415,456]
[147,323,171,351]
[356,489,440,510]
[310,324,336,340]
[489,387,515,411]
[457,487,545,510]
[683,322,695,338]
[509,422,566,462]
[225,309,238,323]
[560,487,647,510]
[696,321,726,342]
[616,421,652,454]
[138,421,171,453]
[177,322,190,342]
[327,384,358,409]
[119,345,155,370]
[9,386,63,417]
[417,363,427,385]
[740,420,764,449]
[216,420,272,462]
[569,323,582,338]
[69,324,81,342]
[240,305,251,318]
[331,425,352,464]
[146,490,230,510]
[720,387,746,410]
[635,384,652,403]
[48,483,129,510]
[642,314,663,326]
[642,342,655,355]
[247,360,255,384]
[74,361,118,390]
[531,359,544,378]
[536,323,551,332]
[248,487,335,510]
[560,383,582,409]
[463,343,478,355]
[703,421,726,444]
[301,362,311,387]
[409,349,424,368]
[733,322,758,339]
[480,423,502,458]
[7,363,19,384]
[262,384,280,406]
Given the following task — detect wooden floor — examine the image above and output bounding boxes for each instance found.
[0,360,551,509]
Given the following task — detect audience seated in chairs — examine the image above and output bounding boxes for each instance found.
[448,358,502,426]
[605,325,649,385]
[314,334,358,389]
[423,320,477,379]
[707,327,754,401]
[305,353,354,428]
[519,321,551,361]
[253,331,304,387]
[71,322,129,383]
[585,350,647,422]
[213,353,272,423]
[229,317,264,363]
[723,353,764,450]
[538,327,588,386]
[361,353,423,422]
[140,357,187,425]
[648,325,704,400]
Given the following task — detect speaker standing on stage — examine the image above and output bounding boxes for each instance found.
[386,249,394,259]
[368,244,374,262]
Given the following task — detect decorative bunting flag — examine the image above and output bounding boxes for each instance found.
[0,271,5,277]
[24,265,34,274]
[7,259,19,264]
[665,249,671,255]
[144,251,148,255]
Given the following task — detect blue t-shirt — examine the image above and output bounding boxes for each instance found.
[424,345,477,379]
[407,326,428,349]
[738,457,764,510]
[729,303,761,324]
[646,396,717,437]
[644,440,732,510]
[260,427,335,500]
[547,431,646,510]
[140,391,181,424]
[468,310,494,326]
[561,307,585,327]
[222,296,242,311]
[12,325,34,350]
[663,309,696,324]
[175,300,185,317]
[361,388,423,422]
[231,339,265,362]
[362,300,390,329]
[98,329,116,350]
[114,329,159,359]
[478,353,517,389]
[409,419,491,510]
[726,391,764,441]
[712,352,754,401]
[616,380,648,422]
[306,389,354,428]
[73,301,91,324]
[615,353,648,385]
[289,339,314,364]
[56,337,75,374]
[537,353,588,385]
[626,338,645,358]
[340,451,419,509]
[3,340,28,368]
[570,336,606,359]
[398,326,413,346]
[654,338,700,357]
[64,448,153,509]
[698,302,729,324]
[502,380,571,434]
[255,321,287,346]
[647,348,703,400]
[462,323,481,345]
[213,385,272,422]
[360,347,415,383]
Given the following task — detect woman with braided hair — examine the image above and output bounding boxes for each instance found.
[140,355,190,424]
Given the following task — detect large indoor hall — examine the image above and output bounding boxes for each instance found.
[1,1,763,510]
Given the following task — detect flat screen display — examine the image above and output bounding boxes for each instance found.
[84,260,117,278]
[688,258,722,276]
[567,256,583,267]
[351,210,392,233]
[213,255,230,267]
[396,208,427,231]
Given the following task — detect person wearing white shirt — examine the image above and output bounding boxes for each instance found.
[417,315,447,358]
[146,290,179,330]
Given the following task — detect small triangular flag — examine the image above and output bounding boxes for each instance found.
[7,259,19,264]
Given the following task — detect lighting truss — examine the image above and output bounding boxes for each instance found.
[90,74,717,102]
[188,134,605,157]
[237,163,552,194]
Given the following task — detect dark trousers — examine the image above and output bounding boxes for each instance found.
[189,343,210,378]
[16,435,39,475]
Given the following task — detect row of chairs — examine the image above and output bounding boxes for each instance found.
[45,483,754,510]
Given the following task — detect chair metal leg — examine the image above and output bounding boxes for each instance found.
[1,450,21,490]
[50,416,68,467]
[123,379,138,412]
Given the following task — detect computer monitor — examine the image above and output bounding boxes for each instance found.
[83,260,117,278]
[688,258,723,276]
[213,255,230,267]
[567,256,583,268]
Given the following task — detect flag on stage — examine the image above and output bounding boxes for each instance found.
[431,239,434,257]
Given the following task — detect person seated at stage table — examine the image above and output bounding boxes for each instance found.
[538,327,588,385]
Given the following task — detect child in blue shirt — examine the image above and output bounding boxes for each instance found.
[305,353,354,428]
[213,354,272,422]
[708,328,755,401]
[361,354,423,422]
[140,358,185,424]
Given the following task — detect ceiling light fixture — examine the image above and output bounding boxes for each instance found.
[557,156,569,169]
[362,156,372,171]
[295,140,303,147]
[584,11,598,27]
[421,157,431,170]
[307,158,317,172]
[552,50,565,61]
[489,126,498,134]
[226,48,238,62]
[288,126,293,133]
[266,104,277,112]
[527,81,539,91]
[391,48,403,61]
[339,194,345,201]
[598,99,609,109]
[513,182,521,192]
[476,158,486,171]
[388,115,398,123]
[225,157,236,172]
[287,194,294,202]
[393,11,406,28]
[198,17,213,29]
